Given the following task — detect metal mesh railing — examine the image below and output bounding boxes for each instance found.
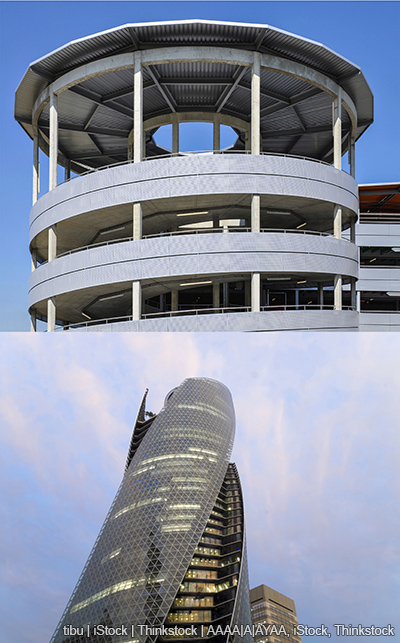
[58,304,356,330]
[59,150,333,185]
[51,227,338,262]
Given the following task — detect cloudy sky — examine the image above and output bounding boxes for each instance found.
[1,332,399,642]
[1,0,399,330]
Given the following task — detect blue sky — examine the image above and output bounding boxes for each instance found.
[1,332,399,642]
[0,1,399,330]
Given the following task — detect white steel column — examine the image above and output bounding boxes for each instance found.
[33,133,39,204]
[133,202,142,240]
[48,225,57,261]
[213,114,220,152]
[334,275,342,310]
[47,297,56,332]
[49,92,58,190]
[171,289,178,312]
[251,53,261,155]
[134,52,143,163]
[213,283,220,310]
[251,273,260,312]
[172,115,179,154]
[132,281,141,320]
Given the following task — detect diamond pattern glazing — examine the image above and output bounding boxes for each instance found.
[50,378,251,643]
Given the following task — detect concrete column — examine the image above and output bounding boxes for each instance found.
[351,278,357,310]
[251,53,261,155]
[212,216,219,229]
[213,283,220,310]
[349,132,356,178]
[251,194,260,232]
[295,289,299,310]
[65,160,71,181]
[159,294,164,312]
[213,114,220,152]
[172,115,179,154]
[49,92,58,190]
[333,204,342,239]
[127,131,133,161]
[47,297,56,332]
[245,129,250,152]
[251,273,260,312]
[334,275,342,310]
[33,133,39,205]
[30,309,37,333]
[133,202,142,240]
[48,225,57,261]
[31,247,37,272]
[134,52,143,163]
[356,290,361,312]
[318,283,324,309]
[350,218,356,243]
[222,282,228,308]
[132,281,141,320]
[244,280,251,307]
[171,289,178,312]
[333,89,342,170]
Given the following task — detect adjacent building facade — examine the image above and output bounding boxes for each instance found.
[15,20,375,332]
[49,378,252,643]
[356,182,400,331]
[250,584,301,643]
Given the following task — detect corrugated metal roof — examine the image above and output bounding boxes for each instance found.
[15,19,373,168]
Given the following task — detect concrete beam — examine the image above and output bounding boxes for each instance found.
[32,48,357,139]
[143,111,250,136]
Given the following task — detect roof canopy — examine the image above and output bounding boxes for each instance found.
[15,20,374,169]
